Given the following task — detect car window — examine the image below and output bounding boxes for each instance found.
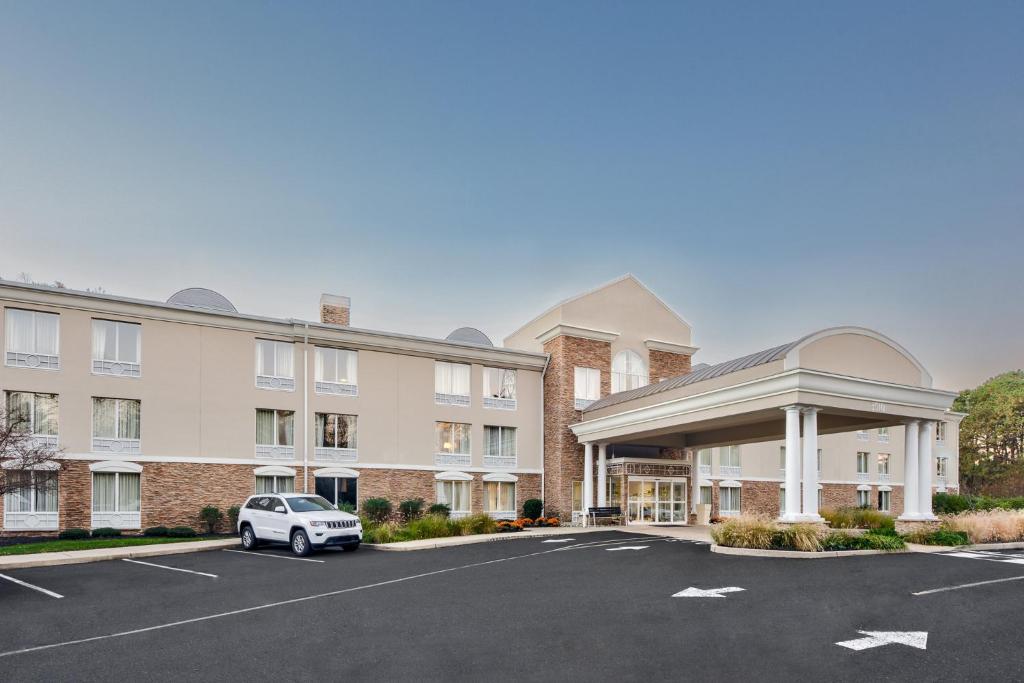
[267,497,286,513]
[245,498,262,510]
[287,496,337,512]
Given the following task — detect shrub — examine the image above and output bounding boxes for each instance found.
[522,498,544,520]
[398,498,425,522]
[933,492,971,515]
[199,506,223,534]
[820,507,896,534]
[822,531,906,551]
[143,526,169,537]
[58,528,89,540]
[404,514,453,540]
[861,533,906,551]
[944,510,1024,544]
[463,513,498,535]
[91,527,122,538]
[362,498,393,524]
[427,503,451,517]
[337,501,356,514]
[773,524,822,552]
[710,516,778,550]
[168,526,197,537]
[362,521,402,544]
[227,505,241,530]
[904,528,970,546]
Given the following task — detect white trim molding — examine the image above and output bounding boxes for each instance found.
[435,470,474,481]
[536,324,619,345]
[482,472,518,482]
[253,465,296,477]
[857,484,871,491]
[2,458,60,471]
[719,480,741,488]
[313,467,359,479]
[89,460,143,473]
[781,326,933,388]
[644,339,700,356]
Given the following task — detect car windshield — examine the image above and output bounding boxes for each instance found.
[286,496,338,512]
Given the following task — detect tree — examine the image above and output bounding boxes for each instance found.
[0,406,65,498]
[954,371,1024,494]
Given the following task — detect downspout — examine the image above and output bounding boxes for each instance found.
[540,353,550,514]
[303,322,310,493]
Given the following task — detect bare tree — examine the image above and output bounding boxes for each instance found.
[0,407,65,499]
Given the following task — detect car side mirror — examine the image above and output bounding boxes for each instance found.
[274,506,286,513]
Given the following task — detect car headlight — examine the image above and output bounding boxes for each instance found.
[308,520,327,527]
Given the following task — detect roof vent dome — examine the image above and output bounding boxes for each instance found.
[167,287,237,313]
[445,327,493,346]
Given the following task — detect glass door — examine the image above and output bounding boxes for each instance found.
[627,478,688,524]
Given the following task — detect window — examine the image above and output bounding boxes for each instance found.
[877,453,890,478]
[483,367,516,409]
[484,481,516,519]
[5,391,58,444]
[483,426,516,467]
[315,347,357,395]
[779,446,787,470]
[255,475,294,494]
[315,476,357,509]
[607,477,622,506]
[856,452,870,475]
[315,414,357,460]
[719,446,740,476]
[856,430,869,441]
[436,479,471,516]
[877,489,891,512]
[699,486,712,505]
[698,448,712,475]
[92,320,141,377]
[719,486,741,516]
[857,489,871,507]
[255,339,295,390]
[611,350,648,393]
[92,471,141,526]
[936,421,947,442]
[4,308,59,369]
[3,471,58,530]
[877,427,890,443]
[256,409,295,458]
[937,457,948,479]
[817,448,822,473]
[572,481,583,513]
[779,487,786,512]
[92,398,141,454]
[435,361,471,406]
[435,422,471,466]
[574,367,600,409]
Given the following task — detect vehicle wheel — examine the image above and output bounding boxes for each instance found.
[341,542,360,552]
[240,524,258,550]
[291,529,312,557]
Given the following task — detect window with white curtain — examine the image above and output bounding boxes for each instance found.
[936,421,947,442]
[4,471,58,517]
[483,426,516,467]
[856,452,870,475]
[256,409,294,446]
[92,472,141,513]
[699,486,712,505]
[255,339,295,391]
[315,347,358,395]
[315,476,357,508]
[719,446,741,476]
[92,398,141,454]
[877,427,890,443]
[436,479,471,515]
[316,414,357,450]
[878,453,890,476]
[611,350,648,393]
[91,320,141,377]
[6,391,58,439]
[255,475,295,494]
[719,486,741,516]
[574,367,600,409]
[4,308,59,369]
[936,457,948,479]
[484,481,516,518]
[482,367,516,409]
[435,422,471,466]
[877,489,891,512]
[571,481,583,513]
[697,448,712,475]
[857,489,871,507]
[435,361,471,406]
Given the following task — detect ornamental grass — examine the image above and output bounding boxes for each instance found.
[820,507,896,535]
[943,509,1024,544]
[710,515,779,549]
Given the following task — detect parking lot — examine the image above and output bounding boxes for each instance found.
[1,530,1023,681]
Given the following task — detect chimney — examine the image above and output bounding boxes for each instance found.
[320,293,351,326]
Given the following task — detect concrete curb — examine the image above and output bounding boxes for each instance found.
[907,540,1024,553]
[0,538,239,570]
[710,543,904,559]
[365,526,606,552]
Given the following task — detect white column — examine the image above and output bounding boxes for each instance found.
[583,442,594,515]
[900,420,920,520]
[597,444,608,507]
[918,421,936,520]
[801,407,823,521]
[692,449,703,513]
[781,406,802,521]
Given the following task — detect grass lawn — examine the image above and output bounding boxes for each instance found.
[0,536,208,556]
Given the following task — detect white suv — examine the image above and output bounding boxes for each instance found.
[238,493,362,556]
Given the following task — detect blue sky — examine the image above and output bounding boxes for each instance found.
[1,2,1021,389]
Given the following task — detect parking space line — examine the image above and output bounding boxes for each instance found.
[0,573,64,599]
[122,559,218,578]
[222,549,324,563]
[912,574,1024,596]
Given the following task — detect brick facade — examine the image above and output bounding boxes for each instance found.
[702,480,907,519]
[648,349,692,384]
[0,462,541,535]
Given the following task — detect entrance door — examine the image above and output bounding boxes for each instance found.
[627,478,688,524]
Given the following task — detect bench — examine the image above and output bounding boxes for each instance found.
[587,506,624,526]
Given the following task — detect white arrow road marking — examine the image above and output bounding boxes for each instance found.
[673,587,745,598]
[0,573,63,599]
[836,631,928,651]
[606,546,649,551]
[541,538,575,543]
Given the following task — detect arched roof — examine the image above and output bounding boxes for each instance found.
[167,287,237,313]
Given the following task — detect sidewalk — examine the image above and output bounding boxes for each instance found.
[366,525,607,551]
[0,538,238,570]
